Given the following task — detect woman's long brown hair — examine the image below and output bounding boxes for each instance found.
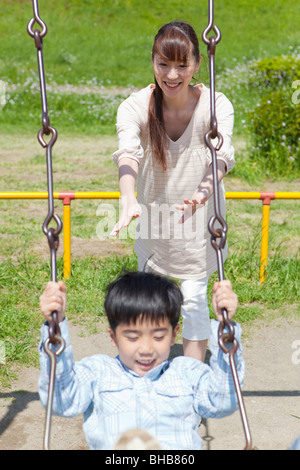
[148,22,200,171]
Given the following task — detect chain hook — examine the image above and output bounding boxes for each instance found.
[43,336,65,451]
[37,126,57,148]
[27,0,47,38]
[202,0,222,45]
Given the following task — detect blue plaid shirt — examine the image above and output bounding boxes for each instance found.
[39,319,245,450]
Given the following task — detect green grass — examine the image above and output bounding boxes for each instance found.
[1,0,299,136]
[1,0,299,86]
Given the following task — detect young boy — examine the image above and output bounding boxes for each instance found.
[39,271,244,450]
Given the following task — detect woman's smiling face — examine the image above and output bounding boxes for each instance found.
[152,45,200,99]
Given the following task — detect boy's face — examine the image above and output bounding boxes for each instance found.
[109,316,179,376]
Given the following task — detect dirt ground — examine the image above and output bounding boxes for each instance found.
[0,316,299,451]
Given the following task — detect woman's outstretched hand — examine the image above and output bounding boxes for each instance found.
[110,197,142,237]
[176,189,207,224]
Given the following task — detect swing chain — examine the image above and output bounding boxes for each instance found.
[27,0,50,135]
[202,0,228,285]
[27,0,63,322]
[202,0,254,450]
[28,0,64,450]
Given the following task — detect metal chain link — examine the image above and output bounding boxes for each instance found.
[28,0,65,450]
[202,0,254,450]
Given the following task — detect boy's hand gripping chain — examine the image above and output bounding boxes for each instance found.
[202,0,254,450]
[28,0,65,451]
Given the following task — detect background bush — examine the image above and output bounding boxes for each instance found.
[248,55,300,90]
[247,55,300,178]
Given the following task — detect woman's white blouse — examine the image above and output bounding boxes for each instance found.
[113,84,235,279]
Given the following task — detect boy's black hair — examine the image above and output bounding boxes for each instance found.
[104,271,183,331]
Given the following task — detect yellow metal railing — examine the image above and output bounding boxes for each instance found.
[0,191,299,282]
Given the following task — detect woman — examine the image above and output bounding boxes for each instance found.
[111,21,235,361]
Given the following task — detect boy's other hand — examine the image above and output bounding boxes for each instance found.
[39,281,66,323]
[212,280,238,322]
